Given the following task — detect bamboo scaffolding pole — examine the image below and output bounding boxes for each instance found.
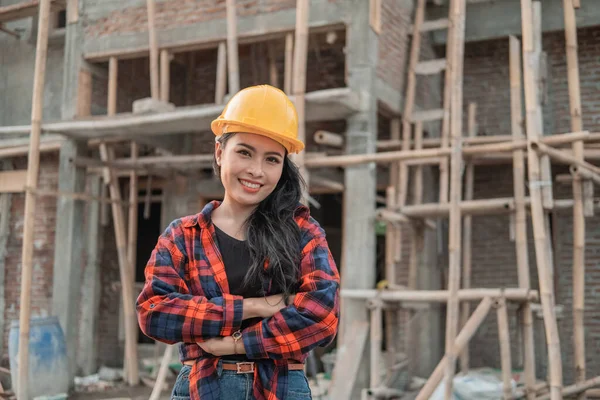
[17,1,51,397]
[314,130,343,147]
[26,187,128,206]
[571,166,600,186]
[292,0,309,193]
[389,119,401,193]
[509,35,536,400]
[146,0,159,99]
[225,0,240,94]
[160,49,170,102]
[459,103,476,373]
[305,147,452,168]
[105,55,139,386]
[533,142,600,176]
[267,41,278,87]
[383,187,398,375]
[532,3,553,210]
[342,288,537,303]
[416,297,493,400]
[562,0,587,395]
[496,297,514,400]
[444,1,467,397]
[538,377,600,400]
[215,41,226,104]
[521,1,562,397]
[284,33,293,94]
[413,121,424,204]
[369,297,383,389]
[439,0,455,205]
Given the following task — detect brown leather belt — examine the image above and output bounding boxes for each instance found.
[183,360,304,374]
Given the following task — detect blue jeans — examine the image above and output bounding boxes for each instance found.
[171,361,312,400]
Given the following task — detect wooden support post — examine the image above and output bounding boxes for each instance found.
[292,0,310,192]
[226,0,240,94]
[284,33,293,94]
[160,49,170,102]
[496,297,514,400]
[509,35,536,400]
[106,53,139,386]
[215,41,227,104]
[416,297,493,400]
[459,103,476,373]
[562,1,587,395]
[146,0,159,99]
[384,187,398,374]
[444,0,467,397]
[521,1,563,398]
[17,1,51,398]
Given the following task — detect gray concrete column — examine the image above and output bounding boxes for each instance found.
[340,1,378,398]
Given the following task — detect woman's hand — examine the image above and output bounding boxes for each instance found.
[242,294,296,319]
[197,336,240,356]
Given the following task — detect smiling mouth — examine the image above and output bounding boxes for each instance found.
[239,179,262,190]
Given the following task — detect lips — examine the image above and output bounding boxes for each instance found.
[239,179,262,191]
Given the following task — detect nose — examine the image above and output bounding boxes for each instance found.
[247,159,265,177]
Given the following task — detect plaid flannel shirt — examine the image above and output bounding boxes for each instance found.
[136,201,340,400]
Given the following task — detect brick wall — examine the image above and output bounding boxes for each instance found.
[377,0,412,93]
[1,155,59,363]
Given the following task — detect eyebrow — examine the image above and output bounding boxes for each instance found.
[237,142,284,158]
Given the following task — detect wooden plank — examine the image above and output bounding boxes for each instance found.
[0,0,65,23]
[77,68,92,118]
[411,108,444,123]
[17,1,51,398]
[415,59,447,75]
[509,35,536,400]
[328,320,370,399]
[0,170,27,193]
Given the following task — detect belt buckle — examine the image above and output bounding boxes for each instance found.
[236,362,254,374]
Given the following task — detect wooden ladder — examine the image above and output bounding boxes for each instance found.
[399,0,457,207]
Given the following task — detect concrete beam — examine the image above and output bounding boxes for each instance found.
[84,0,345,61]
[0,88,361,140]
[429,0,600,44]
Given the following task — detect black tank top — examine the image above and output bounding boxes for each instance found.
[213,224,263,361]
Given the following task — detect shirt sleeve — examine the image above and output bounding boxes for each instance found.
[136,221,244,344]
[241,227,340,360]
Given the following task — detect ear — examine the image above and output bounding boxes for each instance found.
[215,141,223,166]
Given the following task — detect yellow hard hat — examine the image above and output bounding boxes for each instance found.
[211,85,305,154]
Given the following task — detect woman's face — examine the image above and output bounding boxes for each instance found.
[215,132,286,209]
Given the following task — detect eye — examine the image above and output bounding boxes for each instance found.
[266,156,281,164]
[237,149,251,157]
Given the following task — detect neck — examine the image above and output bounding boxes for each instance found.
[217,196,257,227]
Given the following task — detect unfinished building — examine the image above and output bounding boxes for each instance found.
[1,0,600,399]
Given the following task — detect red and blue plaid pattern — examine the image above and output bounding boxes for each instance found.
[136,201,340,399]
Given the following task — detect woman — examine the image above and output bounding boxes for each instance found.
[136,84,340,400]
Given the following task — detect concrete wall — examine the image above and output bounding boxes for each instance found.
[0,2,65,125]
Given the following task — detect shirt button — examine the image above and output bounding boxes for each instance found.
[150,304,155,309]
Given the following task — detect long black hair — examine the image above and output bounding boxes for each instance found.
[214,133,306,298]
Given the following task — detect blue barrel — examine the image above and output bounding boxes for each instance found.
[8,316,70,399]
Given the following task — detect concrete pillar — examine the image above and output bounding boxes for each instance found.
[0,161,13,355]
[52,0,88,381]
[77,175,103,375]
[340,1,378,398]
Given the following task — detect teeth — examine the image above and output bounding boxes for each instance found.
[240,180,260,189]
